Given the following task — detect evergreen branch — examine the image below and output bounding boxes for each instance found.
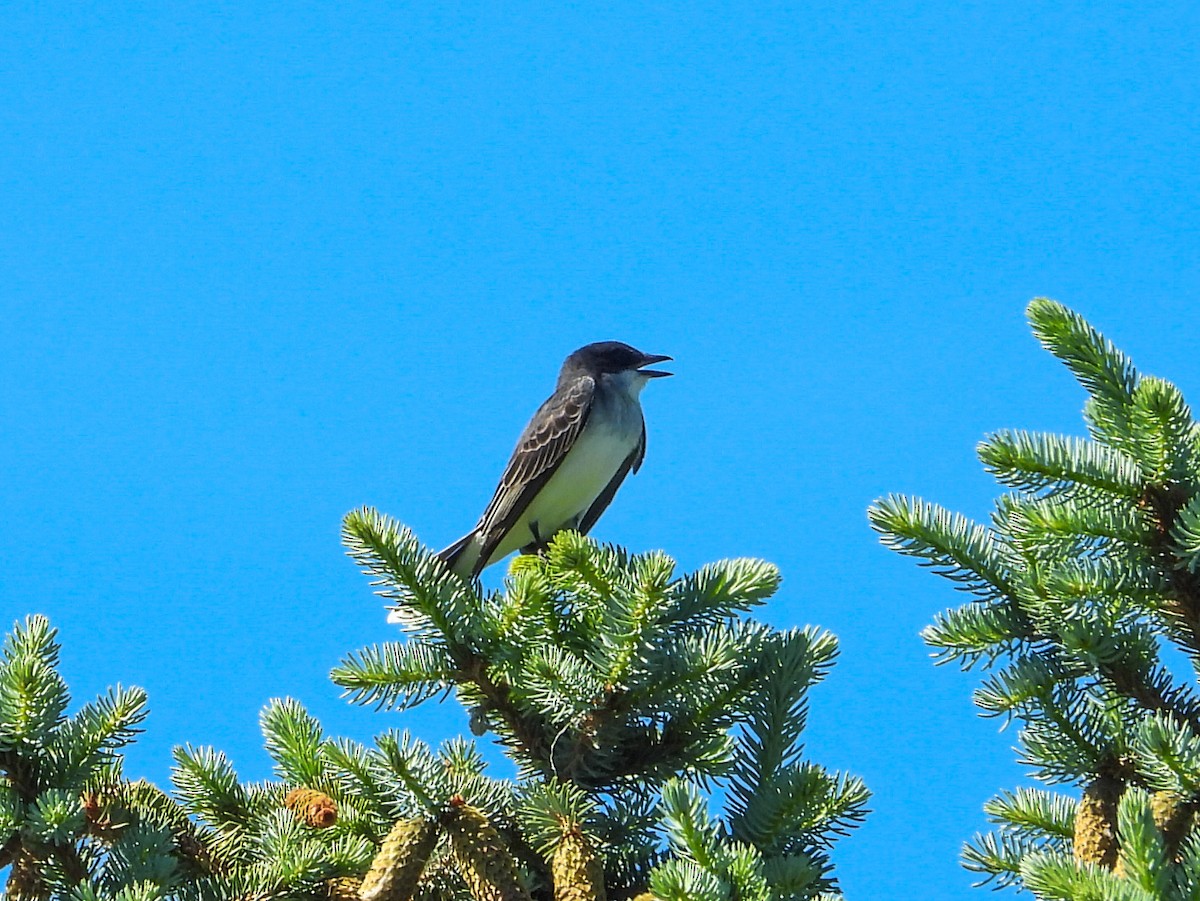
[973,657,1071,720]
[1128,376,1194,484]
[735,628,838,789]
[608,649,769,788]
[27,787,84,845]
[90,779,223,877]
[661,558,780,629]
[590,552,676,687]
[984,787,1076,841]
[515,780,597,857]
[884,303,1200,895]
[1001,494,1151,562]
[454,652,558,780]
[544,531,628,612]
[1053,610,1156,676]
[510,644,606,729]
[657,779,724,873]
[1175,832,1200,897]
[0,654,69,751]
[1097,660,1200,734]
[46,837,91,886]
[333,641,457,711]
[1020,849,1155,901]
[1026,298,1138,427]
[868,495,1018,600]
[172,746,253,835]
[438,737,485,781]
[1039,557,1164,616]
[553,527,630,574]
[374,731,443,813]
[0,512,871,897]
[1159,597,1200,668]
[2,615,61,668]
[979,430,1146,497]
[235,808,334,893]
[1133,713,1200,793]
[731,765,869,853]
[119,779,214,854]
[922,599,1038,667]
[624,623,750,713]
[0,832,17,871]
[719,842,773,901]
[341,507,481,646]
[1116,787,1172,897]
[593,799,662,894]
[1017,690,1114,784]
[479,565,556,661]
[760,853,826,898]
[961,831,1028,889]
[1136,481,1200,659]
[648,857,725,901]
[260,698,327,788]
[1169,493,1200,574]
[1135,480,1200,662]
[322,738,397,829]
[44,685,149,786]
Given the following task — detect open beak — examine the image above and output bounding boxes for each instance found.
[637,353,673,378]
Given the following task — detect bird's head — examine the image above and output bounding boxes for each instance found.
[561,341,673,387]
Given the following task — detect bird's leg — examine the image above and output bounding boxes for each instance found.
[521,521,552,556]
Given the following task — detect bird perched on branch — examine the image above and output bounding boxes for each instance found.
[439,341,672,579]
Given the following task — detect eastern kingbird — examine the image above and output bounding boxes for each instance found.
[439,341,672,579]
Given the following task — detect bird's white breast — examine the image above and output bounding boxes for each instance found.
[485,400,642,563]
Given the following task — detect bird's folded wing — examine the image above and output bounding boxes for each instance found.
[474,374,596,559]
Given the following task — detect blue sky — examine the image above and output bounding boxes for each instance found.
[2,2,1198,897]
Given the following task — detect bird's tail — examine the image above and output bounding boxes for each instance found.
[438,532,483,581]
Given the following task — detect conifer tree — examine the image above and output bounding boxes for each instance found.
[870,299,1200,899]
[2,520,868,899]
[0,615,212,900]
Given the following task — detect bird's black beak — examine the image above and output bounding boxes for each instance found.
[637,354,673,378]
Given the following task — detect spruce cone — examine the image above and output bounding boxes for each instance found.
[1074,775,1122,869]
[551,824,605,901]
[326,876,363,900]
[443,796,531,901]
[8,846,48,900]
[1152,790,1194,860]
[284,787,338,828]
[359,816,439,901]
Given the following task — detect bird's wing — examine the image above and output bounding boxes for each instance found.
[577,409,645,536]
[473,375,597,561]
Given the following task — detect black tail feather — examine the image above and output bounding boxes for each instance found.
[438,532,478,579]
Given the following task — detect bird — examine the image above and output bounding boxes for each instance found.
[439,341,672,580]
